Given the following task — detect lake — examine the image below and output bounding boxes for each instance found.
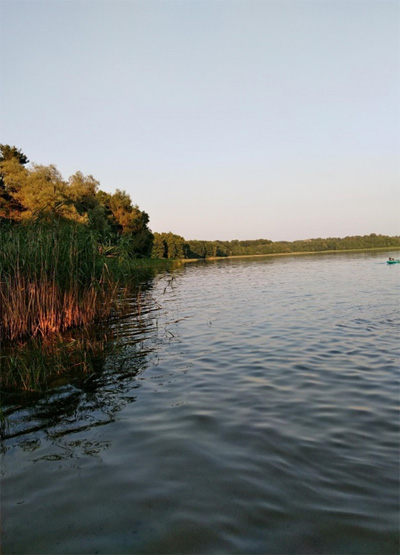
[1,251,399,554]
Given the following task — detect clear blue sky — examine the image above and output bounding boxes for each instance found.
[1,0,399,241]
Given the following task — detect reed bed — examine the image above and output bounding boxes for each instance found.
[0,219,119,341]
[0,219,175,395]
[1,326,111,393]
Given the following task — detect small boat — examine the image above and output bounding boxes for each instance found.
[387,259,400,265]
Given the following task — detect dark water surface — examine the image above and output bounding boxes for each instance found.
[2,251,399,554]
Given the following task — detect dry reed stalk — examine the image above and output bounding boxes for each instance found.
[0,274,121,341]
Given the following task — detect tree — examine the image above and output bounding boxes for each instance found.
[13,164,87,222]
[151,232,186,258]
[165,232,185,259]
[152,232,168,258]
[108,189,143,234]
[0,144,29,165]
[96,189,152,255]
[0,146,154,257]
[67,172,99,213]
[0,158,28,219]
[0,145,29,219]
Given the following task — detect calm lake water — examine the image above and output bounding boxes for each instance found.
[1,251,399,554]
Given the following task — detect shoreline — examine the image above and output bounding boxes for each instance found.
[180,246,400,263]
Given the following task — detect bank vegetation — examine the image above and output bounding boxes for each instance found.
[153,232,400,260]
[0,145,167,346]
[1,144,399,394]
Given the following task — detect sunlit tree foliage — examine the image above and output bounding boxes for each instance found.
[0,145,153,257]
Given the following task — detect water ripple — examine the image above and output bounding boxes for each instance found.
[2,252,400,554]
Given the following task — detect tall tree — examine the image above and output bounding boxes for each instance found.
[13,164,86,221]
[0,145,29,219]
[67,172,99,214]
[152,232,168,258]
[0,144,29,165]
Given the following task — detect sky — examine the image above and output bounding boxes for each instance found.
[1,0,399,241]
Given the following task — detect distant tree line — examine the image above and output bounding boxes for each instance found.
[0,145,153,257]
[2,145,398,261]
[152,232,400,259]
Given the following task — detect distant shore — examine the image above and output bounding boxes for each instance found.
[181,246,400,263]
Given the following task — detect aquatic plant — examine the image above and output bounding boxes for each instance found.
[0,328,109,392]
[0,218,173,342]
[0,218,114,340]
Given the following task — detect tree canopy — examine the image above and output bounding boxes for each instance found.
[0,145,154,257]
[1,145,398,261]
[151,233,400,259]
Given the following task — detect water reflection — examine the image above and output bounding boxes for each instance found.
[1,254,399,555]
[1,274,177,448]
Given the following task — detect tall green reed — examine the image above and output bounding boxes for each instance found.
[0,218,118,341]
[0,218,177,397]
[0,218,175,342]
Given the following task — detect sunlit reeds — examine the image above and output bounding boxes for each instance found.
[0,218,175,395]
[0,218,120,341]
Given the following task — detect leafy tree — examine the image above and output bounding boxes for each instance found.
[97,188,153,255]
[0,145,154,257]
[13,164,87,222]
[119,228,154,258]
[165,232,185,259]
[0,158,28,219]
[68,172,99,213]
[108,189,137,233]
[0,144,29,165]
[0,145,29,219]
[151,232,185,259]
[152,232,167,258]
[186,240,209,258]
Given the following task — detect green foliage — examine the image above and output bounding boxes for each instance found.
[0,144,29,165]
[0,218,107,340]
[154,234,400,259]
[151,232,186,259]
[0,217,170,343]
[118,228,154,259]
[0,144,157,348]
[152,232,168,258]
[0,158,27,219]
[1,325,112,393]
[2,146,398,267]
[0,145,29,220]
[68,171,99,214]
[0,144,153,257]
[185,240,211,259]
